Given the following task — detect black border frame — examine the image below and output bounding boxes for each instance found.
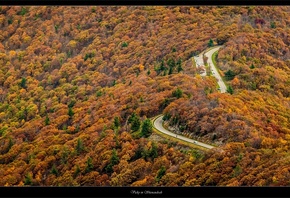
[1,1,290,198]
[1,186,290,197]
[0,0,290,6]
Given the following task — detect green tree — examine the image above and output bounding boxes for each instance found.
[105,149,119,173]
[149,142,158,159]
[113,116,120,129]
[129,113,141,132]
[68,100,76,108]
[50,164,58,176]
[85,157,94,173]
[96,90,102,97]
[250,64,255,69]
[20,77,27,88]
[112,79,116,86]
[147,69,151,75]
[270,21,276,28]
[227,85,234,94]
[45,114,50,125]
[177,58,183,73]
[155,166,166,182]
[141,119,153,137]
[163,70,167,76]
[168,66,173,75]
[68,107,74,117]
[128,112,137,123]
[131,116,141,132]
[19,7,28,16]
[7,138,13,152]
[172,88,183,98]
[208,39,214,47]
[24,173,33,185]
[75,138,84,154]
[84,52,94,61]
[162,113,171,121]
[74,165,81,178]
[224,70,235,80]
[160,59,166,71]
[167,58,175,68]
[121,42,128,47]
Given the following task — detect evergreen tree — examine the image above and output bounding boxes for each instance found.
[141,119,153,137]
[50,164,58,176]
[168,66,173,75]
[105,149,119,173]
[163,70,167,76]
[250,64,255,69]
[85,157,94,173]
[172,88,183,98]
[20,77,27,88]
[177,58,183,73]
[128,112,141,132]
[208,39,214,47]
[7,138,13,152]
[155,166,166,182]
[112,79,117,86]
[68,107,74,117]
[113,116,120,129]
[24,173,32,185]
[131,116,141,132]
[45,114,50,125]
[167,58,175,68]
[74,165,81,178]
[224,70,235,80]
[162,113,171,121]
[227,85,234,94]
[149,142,158,159]
[76,138,84,154]
[128,112,137,123]
[270,21,276,29]
[160,59,165,71]
[147,69,151,75]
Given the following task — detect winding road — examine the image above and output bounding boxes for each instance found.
[152,46,226,149]
[193,54,206,76]
[153,115,215,149]
[205,46,227,93]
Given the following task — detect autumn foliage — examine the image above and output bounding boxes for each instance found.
[0,6,289,186]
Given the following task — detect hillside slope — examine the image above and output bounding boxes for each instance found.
[0,6,289,186]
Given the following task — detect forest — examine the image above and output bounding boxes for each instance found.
[0,6,289,186]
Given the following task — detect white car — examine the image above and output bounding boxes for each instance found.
[194,141,197,144]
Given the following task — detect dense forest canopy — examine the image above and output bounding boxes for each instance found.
[0,6,289,186]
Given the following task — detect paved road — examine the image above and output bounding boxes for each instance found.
[153,115,215,149]
[152,46,227,150]
[205,46,227,93]
[193,55,206,76]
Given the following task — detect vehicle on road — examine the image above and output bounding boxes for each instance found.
[194,141,197,144]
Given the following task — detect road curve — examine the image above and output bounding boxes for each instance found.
[152,46,226,150]
[153,115,215,149]
[193,54,206,77]
[205,46,227,93]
